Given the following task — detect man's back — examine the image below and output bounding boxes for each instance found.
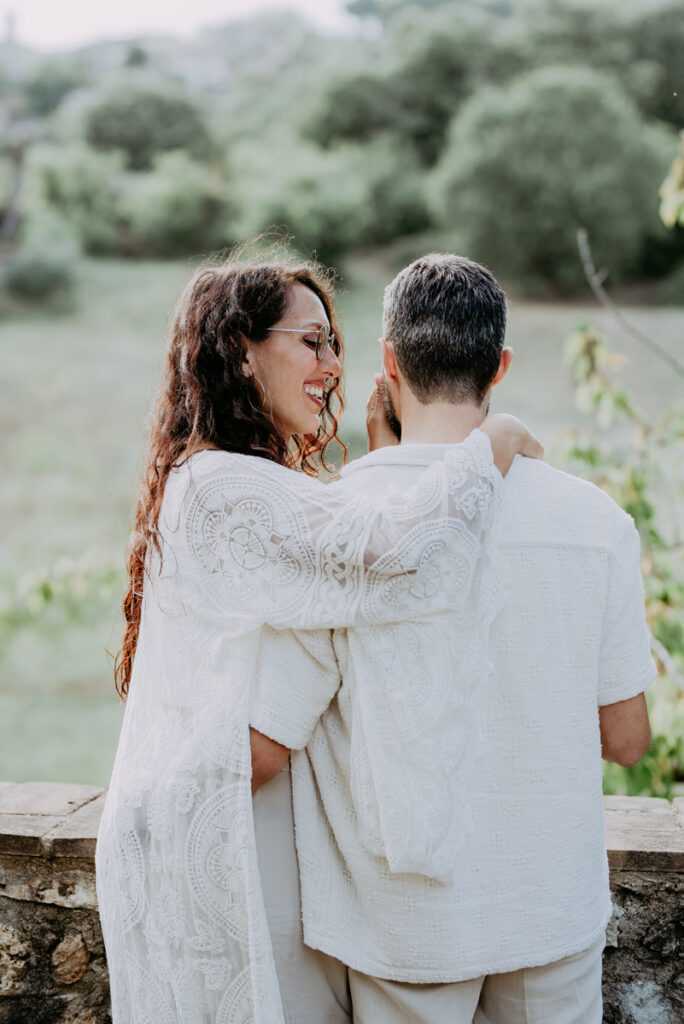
[292,447,655,982]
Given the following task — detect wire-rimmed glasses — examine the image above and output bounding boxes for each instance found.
[267,324,334,361]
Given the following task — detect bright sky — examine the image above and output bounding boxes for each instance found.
[1,0,353,51]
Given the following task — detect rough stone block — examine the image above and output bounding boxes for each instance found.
[51,932,90,985]
[602,869,684,1023]
[0,922,32,997]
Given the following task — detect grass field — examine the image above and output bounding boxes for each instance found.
[1,255,683,785]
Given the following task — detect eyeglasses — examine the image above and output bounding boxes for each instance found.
[267,324,334,361]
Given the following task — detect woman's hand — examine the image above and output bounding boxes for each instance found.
[367,373,400,452]
[480,413,543,477]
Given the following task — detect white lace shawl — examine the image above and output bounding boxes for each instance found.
[95,430,501,1024]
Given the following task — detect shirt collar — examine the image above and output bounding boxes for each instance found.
[341,442,458,478]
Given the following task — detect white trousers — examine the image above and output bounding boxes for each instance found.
[349,936,605,1024]
[253,765,352,1024]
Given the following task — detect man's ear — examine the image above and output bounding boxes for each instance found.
[491,346,513,387]
[380,338,399,381]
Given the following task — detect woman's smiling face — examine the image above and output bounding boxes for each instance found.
[243,283,342,440]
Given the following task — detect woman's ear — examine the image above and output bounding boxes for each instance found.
[241,335,256,378]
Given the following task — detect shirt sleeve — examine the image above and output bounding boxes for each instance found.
[249,627,340,750]
[598,514,657,706]
[184,428,502,632]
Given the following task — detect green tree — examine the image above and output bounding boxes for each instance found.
[232,140,371,263]
[233,136,429,262]
[502,1,683,129]
[308,10,494,166]
[626,2,684,127]
[358,138,431,244]
[23,143,123,255]
[22,60,87,117]
[346,0,514,25]
[434,66,674,292]
[120,151,229,257]
[513,0,633,68]
[4,238,78,302]
[124,44,148,69]
[85,86,213,171]
[382,29,480,165]
[307,74,399,150]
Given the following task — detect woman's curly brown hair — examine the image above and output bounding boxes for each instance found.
[114,255,345,699]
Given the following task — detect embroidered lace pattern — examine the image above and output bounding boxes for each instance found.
[95,430,500,1023]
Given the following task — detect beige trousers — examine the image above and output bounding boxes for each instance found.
[349,936,605,1024]
[253,765,352,1024]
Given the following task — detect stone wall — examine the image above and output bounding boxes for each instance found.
[0,784,682,1023]
[0,782,109,1024]
[603,797,683,1023]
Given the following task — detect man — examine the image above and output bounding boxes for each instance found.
[252,254,654,1023]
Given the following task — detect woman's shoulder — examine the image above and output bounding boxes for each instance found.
[163,451,333,541]
[167,447,317,507]
[173,448,293,483]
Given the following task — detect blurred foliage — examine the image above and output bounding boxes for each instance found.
[234,137,429,262]
[119,151,229,257]
[656,262,684,306]
[124,45,148,69]
[503,1,684,130]
[85,85,213,171]
[0,550,124,718]
[561,326,684,798]
[660,133,684,230]
[434,66,674,292]
[0,550,121,630]
[22,143,231,260]
[23,144,124,255]
[308,10,493,166]
[346,0,514,23]
[233,139,371,263]
[1,0,682,293]
[627,2,684,127]
[3,240,77,300]
[0,156,15,209]
[22,59,89,117]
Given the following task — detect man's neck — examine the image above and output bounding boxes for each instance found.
[399,400,485,445]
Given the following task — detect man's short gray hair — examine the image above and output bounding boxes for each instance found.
[382,253,507,404]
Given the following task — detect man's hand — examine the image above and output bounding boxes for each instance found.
[480,413,544,477]
[250,727,290,794]
[366,373,399,452]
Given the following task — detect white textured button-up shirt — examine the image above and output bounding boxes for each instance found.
[252,448,655,983]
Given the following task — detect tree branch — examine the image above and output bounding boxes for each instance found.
[576,228,684,381]
[650,633,684,693]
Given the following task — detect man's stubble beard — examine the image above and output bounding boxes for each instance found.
[380,375,402,441]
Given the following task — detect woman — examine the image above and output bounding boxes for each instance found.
[95,255,539,1024]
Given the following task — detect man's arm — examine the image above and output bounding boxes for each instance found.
[249,627,342,794]
[599,692,651,767]
[250,727,290,794]
[597,514,656,766]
